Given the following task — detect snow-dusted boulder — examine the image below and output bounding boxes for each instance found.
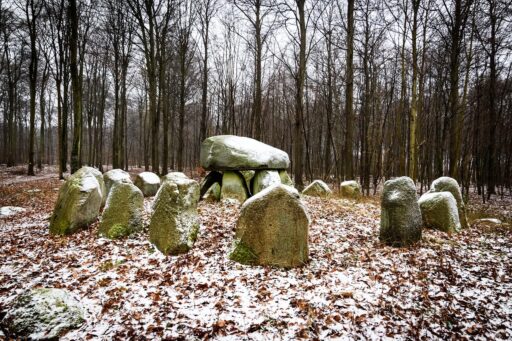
[74,166,106,206]
[134,171,161,197]
[49,168,103,235]
[221,171,249,204]
[430,177,468,229]
[0,288,84,340]
[302,180,332,198]
[149,173,200,255]
[279,170,294,187]
[229,184,309,268]
[418,192,460,233]
[0,206,26,217]
[200,135,290,170]
[340,180,362,199]
[252,170,281,195]
[379,176,422,247]
[103,169,132,199]
[98,182,144,239]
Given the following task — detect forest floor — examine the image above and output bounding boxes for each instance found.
[0,166,511,340]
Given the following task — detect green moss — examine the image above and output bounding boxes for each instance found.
[229,239,258,265]
[188,223,200,244]
[105,223,130,240]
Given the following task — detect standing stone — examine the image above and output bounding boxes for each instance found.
[418,192,460,233]
[149,174,200,255]
[430,177,468,229]
[134,171,161,197]
[203,182,221,201]
[1,288,84,340]
[340,180,362,199]
[98,182,144,239]
[49,168,102,235]
[240,170,256,191]
[302,180,332,198]
[103,169,132,199]
[279,170,294,187]
[200,135,290,170]
[221,171,249,204]
[74,166,106,206]
[252,170,281,195]
[379,176,422,247]
[229,184,309,268]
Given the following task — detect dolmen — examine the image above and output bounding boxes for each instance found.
[200,135,293,204]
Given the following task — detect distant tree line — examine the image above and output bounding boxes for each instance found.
[0,0,511,200]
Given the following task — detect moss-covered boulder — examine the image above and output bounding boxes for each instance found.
[49,169,103,235]
[379,176,422,247]
[134,171,161,197]
[340,180,362,199]
[220,171,249,204]
[418,192,460,233]
[229,184,309,268]
[98,182,144,239]
[200,135,290,170]
[74,166,106,206]
[103,169,132,199]
[203,182,221,201]
[241,170,255,190]
[430,177,468,229]
[279,170,294,187]
[149,173,200,255]
[0,288,84,340]
[252,170,281,195]
[302,180,332,198]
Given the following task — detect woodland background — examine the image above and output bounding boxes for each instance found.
[0,0,511,199]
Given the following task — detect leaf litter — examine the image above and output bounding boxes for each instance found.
[0,176,511,340]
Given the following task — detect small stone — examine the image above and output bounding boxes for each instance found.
[103,169,132,198]
[418,192,460,233]
[340,180,362,199]
[0,206,26,217]
[252,170,281,195]
[220,171,249,204]
[149,173,200,255]
[229,184,309,268]
[134,171,161,197]
[98,182,144,239]
[473,218,502,225]
[302,180,332,198]
[0,288,84,340]
[379,176,422,247]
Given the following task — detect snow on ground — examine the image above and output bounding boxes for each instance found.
[0,175,511,340]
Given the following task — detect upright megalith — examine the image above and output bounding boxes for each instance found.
[302,180,332,198]
[418,192,460,233]
[75,166,106,206]
[379,176,422,247]
[220,171,249,204]
[49,167,103,235]
[200,135,290,170]
[134,171,161,197]
[149,173,200,255]
[1,288,85,340]
[430,177,468,229]
[279,170,294,187]
[229,184,309,268]
[252,170,281,195]
[98,182,144,239]
[103,169,132,198]
[340,180,362,199]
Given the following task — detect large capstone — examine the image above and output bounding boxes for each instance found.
[379,176,422,247]
[200,135,290,170]
[49,167,103,235]
[0,288,84,340]
[221,171,249,204]
[302,180,332,198]
[149,173,200,255]
[418,192,460,233]
[430,177,468,229]
[229,184,309,268]
[252,170,281,195]
[134,171,161,197]
[340,180,362,199]
[103,169,132,198]
[98,182,144,239]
